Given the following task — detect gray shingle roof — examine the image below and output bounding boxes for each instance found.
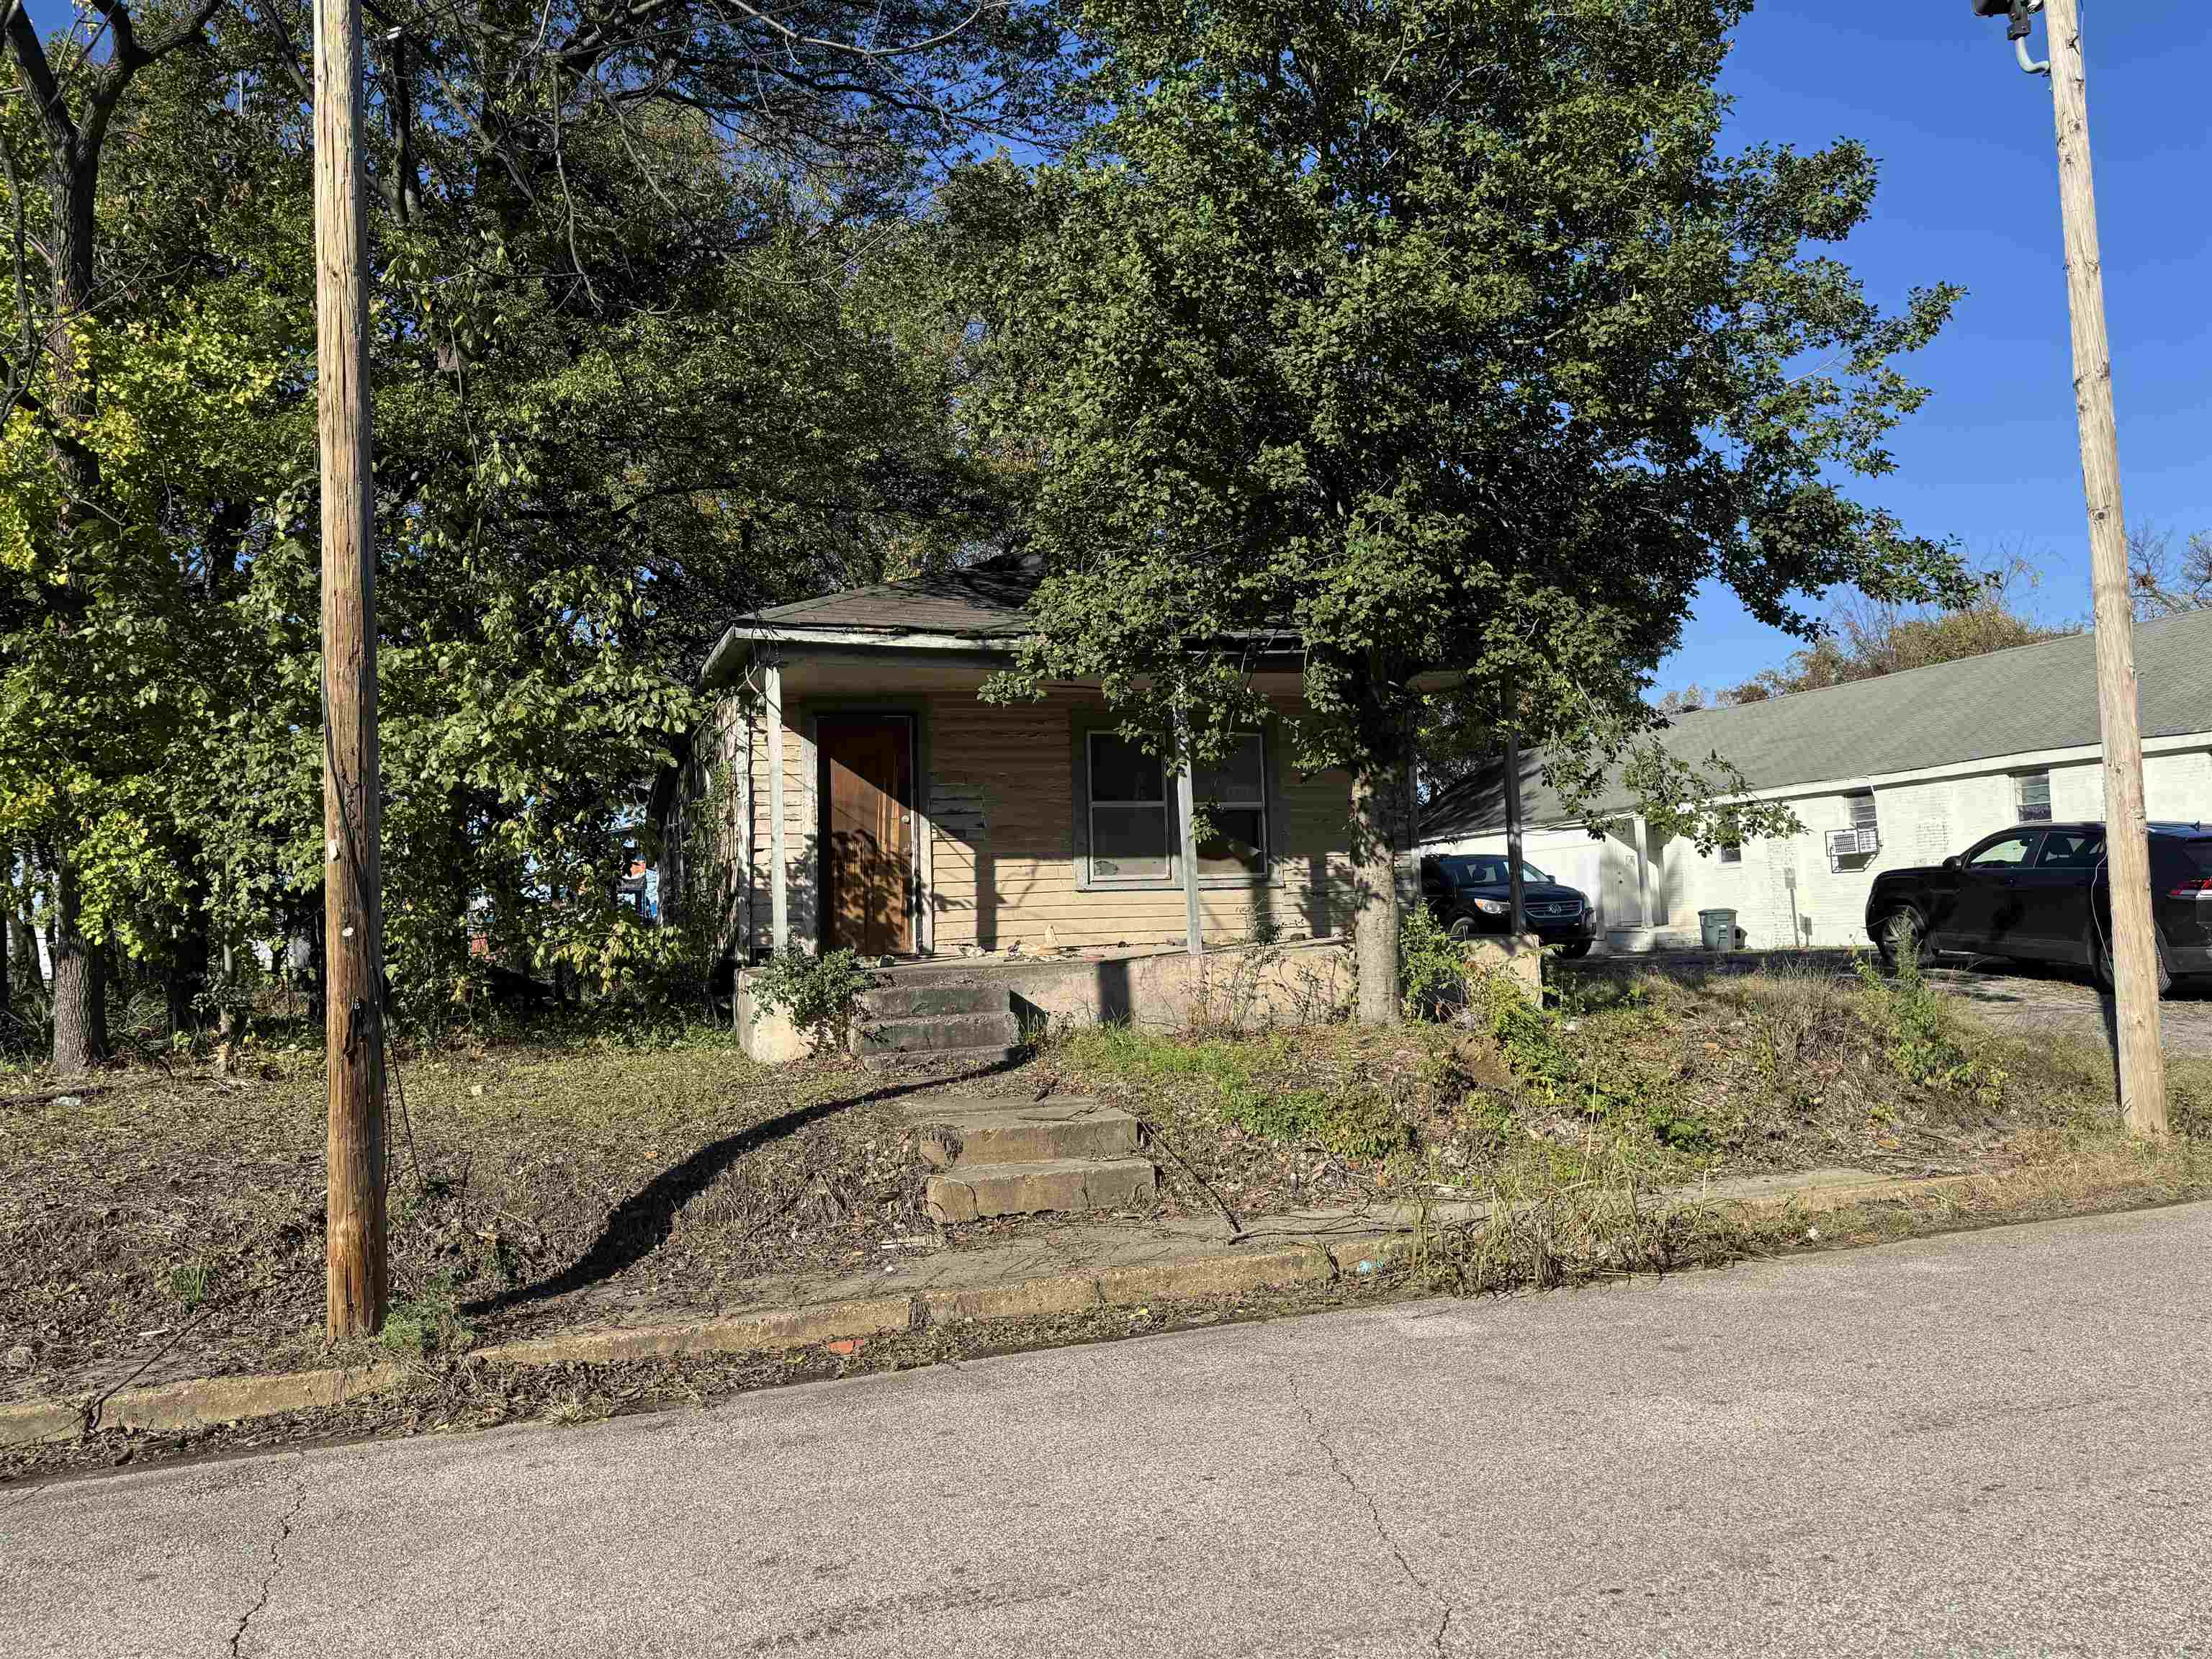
[1421,606,2212,840]
[749,553,1046,639]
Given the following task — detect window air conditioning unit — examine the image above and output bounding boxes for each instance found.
[1825,826,1880,868]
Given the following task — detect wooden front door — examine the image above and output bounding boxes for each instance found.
[819,717,914,956]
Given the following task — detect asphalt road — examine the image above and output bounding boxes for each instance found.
[7,1205,2211,1658]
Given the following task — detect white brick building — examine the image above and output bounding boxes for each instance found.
[1419,610,2212,951]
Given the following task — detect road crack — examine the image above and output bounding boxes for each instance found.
[1289,1377,1454,1655]
[228,1462,310,1658]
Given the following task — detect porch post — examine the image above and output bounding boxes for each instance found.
[1634,814,1653,930]
[1178,758,1202,956]
[765,657,788,951]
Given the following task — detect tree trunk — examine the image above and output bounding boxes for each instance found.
[166,914,210,1037]
[216,941,243,1041]
[9,868,37,992]
[1348,762,1401,1026]
[51,860,106,1074]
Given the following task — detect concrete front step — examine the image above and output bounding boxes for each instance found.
[858,1044,1023,1074]
[901,1098,1139,1169]
[855,1009,1020,1056]
[858,981,1012,1020]
[926,1156,1158,1224]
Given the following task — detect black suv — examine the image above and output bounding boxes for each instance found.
[1863,821,2212,993]
[1420,853,1598,958]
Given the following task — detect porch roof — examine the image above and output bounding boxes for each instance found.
[700,551,1307,690]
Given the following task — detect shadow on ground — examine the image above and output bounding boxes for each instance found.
[465,1058,1020,1317]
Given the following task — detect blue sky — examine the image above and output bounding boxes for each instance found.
[22,1,2207,696]
[1663,1,2212,697]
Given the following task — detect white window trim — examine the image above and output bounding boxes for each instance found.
[1086,729,1176,888]
[2015,768,2053,823]
[1192,733,1270,878]
[1079,727,1274,891]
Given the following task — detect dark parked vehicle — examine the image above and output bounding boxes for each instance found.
[1420,853,1597,958]
[1864,820,2212,994]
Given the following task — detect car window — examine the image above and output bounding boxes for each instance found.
[2036,830,2105,870]
[2158,839,2212,884]
[1966,833,2040,869]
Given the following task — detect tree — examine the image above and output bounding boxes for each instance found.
[965,0,1969,1021]
[3,0,1075,1046]
[3,0,233,1071]
[1727,556,2072,702]
[2128,523,2212,621]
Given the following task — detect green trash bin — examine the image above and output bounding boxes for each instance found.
[1699,908,1737,952]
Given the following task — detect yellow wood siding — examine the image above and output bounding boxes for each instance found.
[729,683,1355,956]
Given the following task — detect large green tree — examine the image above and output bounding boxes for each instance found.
[3,0,1072,1061]
[966,0,1972,1020]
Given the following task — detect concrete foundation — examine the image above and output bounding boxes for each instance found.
[732,934,1542,1066]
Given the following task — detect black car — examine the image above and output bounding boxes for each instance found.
[1420,853,1597,958]
[1863,820,2212,992]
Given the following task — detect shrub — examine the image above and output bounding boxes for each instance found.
[748,945,876,1049]
[1399,904,1469,1021]
[1853,940,2004,1106]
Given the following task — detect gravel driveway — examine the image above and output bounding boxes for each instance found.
[1924,961,2212,1058]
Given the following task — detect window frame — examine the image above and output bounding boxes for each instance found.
[1190,731,1271,879]
[1717,842,1744,866]
[1083,729,1176,888]
[2015,768,2053,824]
[1965,830,2043,871]
[1072,719,1281,891]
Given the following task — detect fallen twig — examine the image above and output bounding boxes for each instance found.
[1136,1114,1246,1241]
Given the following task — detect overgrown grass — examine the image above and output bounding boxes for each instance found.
[380,1274,473,1359]
[1062,1025,1416,1162]
[1059,950,2212,1229]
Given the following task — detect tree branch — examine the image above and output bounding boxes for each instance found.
[4,0,82,158]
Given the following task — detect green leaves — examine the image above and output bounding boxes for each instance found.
[971,0,1964,816]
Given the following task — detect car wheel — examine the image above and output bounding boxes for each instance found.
[1559,941,1592,961]
[1447,915,1475,942]
[1876,907,1924,968]
[2090,925,2176,997]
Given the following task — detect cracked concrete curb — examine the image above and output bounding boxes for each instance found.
[0,1168,1989,1451]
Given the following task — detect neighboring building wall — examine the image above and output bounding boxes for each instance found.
[1424,740,2212,952]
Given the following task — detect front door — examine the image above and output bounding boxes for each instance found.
[819,717,914,956]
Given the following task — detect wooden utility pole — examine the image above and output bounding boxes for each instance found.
[315,0,388,1335]
[2036,0,2167,1136]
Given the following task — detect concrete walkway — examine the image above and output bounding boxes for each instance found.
[7,1201,2210,1656]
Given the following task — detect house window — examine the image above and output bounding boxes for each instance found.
[1719,843,1743,866]
[1848,792,1879,834]
[2016,769,2052,824]
[1193,733,1268,876]
[1087,732,1172,882]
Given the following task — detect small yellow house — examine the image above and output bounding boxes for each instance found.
[657,553,1360,968]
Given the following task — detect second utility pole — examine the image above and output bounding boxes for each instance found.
[315,0,389,1334]
[2041,0,2167,1135]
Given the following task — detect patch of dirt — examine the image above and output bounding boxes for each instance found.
[0,1039,1038,1406]
[10,1147,2208,1488]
